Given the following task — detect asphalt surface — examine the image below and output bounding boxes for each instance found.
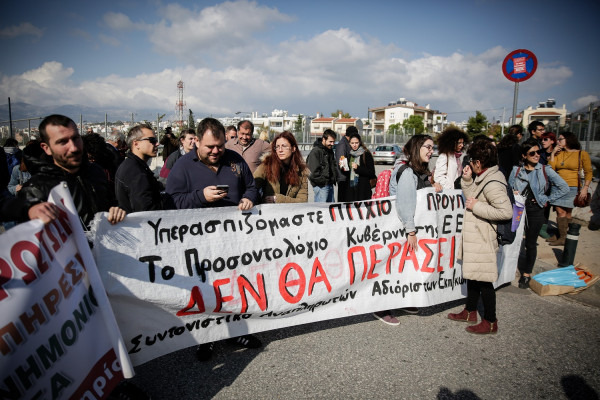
[131,161,600,399]
[130,284,599,399]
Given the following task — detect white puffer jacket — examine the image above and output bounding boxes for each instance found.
[460,166,513,282]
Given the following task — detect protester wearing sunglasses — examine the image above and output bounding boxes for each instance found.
[508,139,568,288]
[115,124,165,213]
[539,131,556,165]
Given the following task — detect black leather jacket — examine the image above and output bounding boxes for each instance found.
[16,155,116,229]
[115,152,164,213]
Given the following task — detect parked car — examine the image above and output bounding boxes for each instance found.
[372,144,403,164]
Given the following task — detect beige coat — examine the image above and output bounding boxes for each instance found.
[253,164,310,203]
[460,166,513,282]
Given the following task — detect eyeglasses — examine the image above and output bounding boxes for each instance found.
[558,137,565,141]
[527,150,542,156]
[542,138,552,141]
[275,145,291,150]
[138,137,158,144]
[422,145,434,150]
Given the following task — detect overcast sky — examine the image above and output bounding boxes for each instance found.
[1,0,598,123]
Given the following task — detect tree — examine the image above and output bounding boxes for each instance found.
[187,109,195,129]
[331,110,351,118]
[487,124,502,139]
[402,115,425,134]
[387,123,402,134]
[293,115,303,134]
[466,111,488,137]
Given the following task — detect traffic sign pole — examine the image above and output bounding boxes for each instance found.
[502,49,537,126]
[512,81,519,126]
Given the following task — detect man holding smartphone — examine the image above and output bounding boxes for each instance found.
[165,117,260,360]
[166,117,258,210]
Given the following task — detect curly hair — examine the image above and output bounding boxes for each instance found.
[437,127,469,155]
[262,131,306,187]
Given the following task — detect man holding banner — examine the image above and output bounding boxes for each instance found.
[166,117,262,360]
[15,114,126,228]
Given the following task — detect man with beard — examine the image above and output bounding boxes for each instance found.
[306,129,337,202]
[165,117,261,361]
[16,114,125,228]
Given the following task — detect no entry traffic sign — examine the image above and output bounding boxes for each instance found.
[502,49,537,83]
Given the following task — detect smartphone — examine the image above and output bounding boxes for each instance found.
[216,185,229,193]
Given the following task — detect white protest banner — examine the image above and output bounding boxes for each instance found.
[0,183,133,400]
[92,189,520,366]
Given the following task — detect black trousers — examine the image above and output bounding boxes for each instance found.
[465,279,496,322]
[521,203,545,275]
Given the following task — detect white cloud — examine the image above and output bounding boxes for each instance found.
[102,12,144,31]
[574,95,599,108]
[0,22,43,39]
[105,1,292,64]
[0,27,574,120]
[98,33,120,47]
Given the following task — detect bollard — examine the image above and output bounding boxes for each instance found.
[558,222,581,267]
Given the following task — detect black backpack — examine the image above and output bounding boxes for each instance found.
[474,180,516,246]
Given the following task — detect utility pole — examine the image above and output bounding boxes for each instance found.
[585,102,594,152]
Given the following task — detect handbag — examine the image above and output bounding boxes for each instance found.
[573,151,591,208]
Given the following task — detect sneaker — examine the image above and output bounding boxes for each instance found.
[373,311,400,326]
[228,334,262,349]
[518,275,531,289]
[196,342,214,362]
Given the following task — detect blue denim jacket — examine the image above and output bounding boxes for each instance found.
[389,164,422,232]
[508,163,569,207]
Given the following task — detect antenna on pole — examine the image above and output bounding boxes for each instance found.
[176,80,185,128]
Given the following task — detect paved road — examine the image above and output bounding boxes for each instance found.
[132,160,600,399]
[130,284,599,399]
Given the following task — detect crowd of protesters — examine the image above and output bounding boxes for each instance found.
[0,116,596,346]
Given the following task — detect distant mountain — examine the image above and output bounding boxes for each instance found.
[0,102,173,127]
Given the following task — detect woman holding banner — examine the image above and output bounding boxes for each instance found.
[448,139,512,334]
[509,139,568,289]
[253,131,309,203]
[373,134,440,325]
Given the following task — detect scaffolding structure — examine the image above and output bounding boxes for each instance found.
[175,80,185,128]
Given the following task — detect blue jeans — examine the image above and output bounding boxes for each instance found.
[313,185,334,202]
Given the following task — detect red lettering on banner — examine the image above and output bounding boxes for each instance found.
[42,288,61,315]
[213,279,234,312]
[367,244,383,280]
[437,237,447,272]
[347,246,367,285]
[238,274,267,312]
[58,264,74,298]
[398,241,419,273]
[308,258,332,295]
[0,257,13,301]
[176,286,206,316]
[449,236,456,269]
[385,242,402,274]
[11,240,45,284]
[418,239,437,273]
[65,254,84,285]
[279,263,306,304]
